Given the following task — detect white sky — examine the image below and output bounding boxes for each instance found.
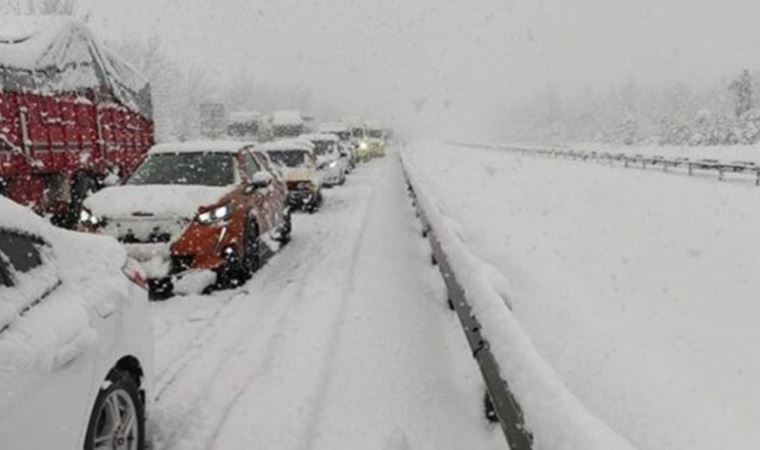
[82,0,760,133]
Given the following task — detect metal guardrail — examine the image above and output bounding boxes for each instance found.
[401,161,534,450]
[456,142,760,186]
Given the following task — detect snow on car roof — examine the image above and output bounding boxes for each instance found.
[272,110,303,126]
[299,133,339,142]
[229,110,262,123]
[257,139,314,153]
[0,197,49,240]
[317,122,350,133]
[149,141,251,154]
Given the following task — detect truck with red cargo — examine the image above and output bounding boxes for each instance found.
[0,16,154,227]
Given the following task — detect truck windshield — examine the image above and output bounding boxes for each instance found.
[127,152,236,187]
[267,150,309,168]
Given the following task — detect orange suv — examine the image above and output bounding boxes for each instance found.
[80,141,290,296]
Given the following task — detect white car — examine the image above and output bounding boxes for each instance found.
[0,197,153,450]
[299,133,348,186]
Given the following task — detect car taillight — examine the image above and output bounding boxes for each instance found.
[122,257,148,290]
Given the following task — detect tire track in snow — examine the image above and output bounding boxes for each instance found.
[151,226,339,449]
[206,178,379,450]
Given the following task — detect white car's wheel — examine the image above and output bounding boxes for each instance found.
[84,370,144,450]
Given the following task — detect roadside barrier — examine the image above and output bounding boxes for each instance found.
[452,142,760,185]
[400,150,637,450]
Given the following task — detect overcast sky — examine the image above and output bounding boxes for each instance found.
[82,0,760,134]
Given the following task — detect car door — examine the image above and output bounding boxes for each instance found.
[0,230,95,449]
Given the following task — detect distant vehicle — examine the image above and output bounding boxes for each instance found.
[317,122,356,169]
[260,140,323,212]
[81,141,290,296]
[272,110,305,139]
[364,120,387,157]
[227,110,263,140]
[0,16,154,228]
[300,133,348,186]
[0,196,152,450]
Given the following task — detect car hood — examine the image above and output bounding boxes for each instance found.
[283,168,314,182]
[85,184,232,219]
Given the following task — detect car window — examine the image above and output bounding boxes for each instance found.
[0,231,43,274]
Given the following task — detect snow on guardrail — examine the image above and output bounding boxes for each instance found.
[399,148,637,450]
[451,141,760,185]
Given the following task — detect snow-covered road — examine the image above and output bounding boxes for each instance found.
[147,153,503,450]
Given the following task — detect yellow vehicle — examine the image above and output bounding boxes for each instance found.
[364,121,387,157]
[351,125,371,162]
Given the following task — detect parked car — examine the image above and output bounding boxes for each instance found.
[0,16,154,228]
[80,141,291,296]
[259,140,323,213]
[316,122,356,169]
[299,133,348,186]
[0,196,152,450]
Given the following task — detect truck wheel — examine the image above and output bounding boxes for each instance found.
[83,369,145,450]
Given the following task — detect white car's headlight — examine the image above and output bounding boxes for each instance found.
[197,204,234,225]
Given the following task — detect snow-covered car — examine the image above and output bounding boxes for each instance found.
[300,133,348,186]
[259,140,323,212]
[0,196,152,450]
[81,141,291,296]
[317,122,356,169]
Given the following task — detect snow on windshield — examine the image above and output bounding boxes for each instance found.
[127,153,236,187]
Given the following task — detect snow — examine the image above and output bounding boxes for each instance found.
[0,197,130,372]
[272,110,303,126]
[316,122,350,134]
[150,141,249,154]
[299,132,339,142]
[257,139,314,153]
[573,142,760,164]
[146,152,503,450]
[85,184,231,219]
[402,140,760,450]
[228,110,262,124]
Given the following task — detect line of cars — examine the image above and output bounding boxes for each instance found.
[0,15,399,450]
[0,120,390,449]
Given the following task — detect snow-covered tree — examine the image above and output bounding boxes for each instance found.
[730,69,753,118]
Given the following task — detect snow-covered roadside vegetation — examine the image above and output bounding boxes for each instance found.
[506,68,760,147]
